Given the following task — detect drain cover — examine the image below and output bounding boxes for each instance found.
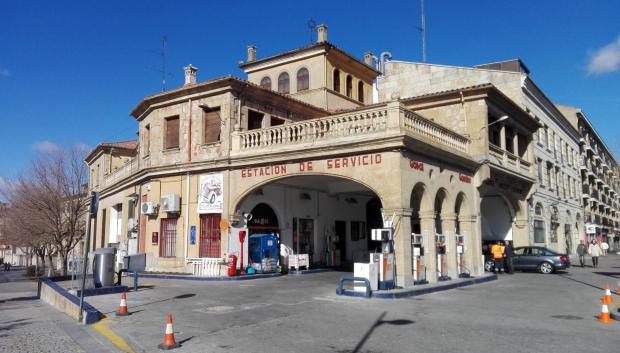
[551,315,583,320]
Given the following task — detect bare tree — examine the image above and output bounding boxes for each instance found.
[1,147,88,276]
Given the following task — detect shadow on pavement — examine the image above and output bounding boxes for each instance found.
[350,311,414,353]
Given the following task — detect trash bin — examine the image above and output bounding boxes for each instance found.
[93,248,116,288]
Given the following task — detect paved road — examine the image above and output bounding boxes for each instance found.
[84,255,620,353]
[0,270,121,353]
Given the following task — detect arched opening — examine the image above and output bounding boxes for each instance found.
[357,81,364,103]
[235,175,382,270]
[346,75,353,97]
[410,183,429,283]
[454,192,469,275]
[296,68,309,91]
[481,195,514,242]
[277,72,290,94]
[434,188,450,278]
[333,69,340,93]
[260,76,271,90]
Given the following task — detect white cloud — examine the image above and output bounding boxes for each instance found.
[588,35,620,75]
[33,140,61,154]
[0,69,9,77]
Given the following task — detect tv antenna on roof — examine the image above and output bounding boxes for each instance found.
[147,35,173,92]
[414,0,427,62]
[307,18,317,44]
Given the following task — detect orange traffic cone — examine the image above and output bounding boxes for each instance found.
[116,292,129,316]
[598,303,613,323]
[601,283,613,305]
[158,314,180,350]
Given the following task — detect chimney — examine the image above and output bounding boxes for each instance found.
[364,52,374,66]
[317,24,328,43]
[184,64,198,86]
[247,45,256,62]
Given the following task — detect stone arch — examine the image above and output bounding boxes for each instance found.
[433,188,452,234]
[232,172,386,214]
[410,182,430,234]
[479,190,516,242]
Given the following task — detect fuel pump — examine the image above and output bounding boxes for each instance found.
[371,228,395,290]
[436,234,450,281]
[456,234,469,278]
[411,233,427,284]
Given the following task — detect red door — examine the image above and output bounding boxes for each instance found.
[200,214,221,258]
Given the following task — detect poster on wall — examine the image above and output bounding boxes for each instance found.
[197,173,224,214]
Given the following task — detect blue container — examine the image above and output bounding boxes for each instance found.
[248,234,279,273]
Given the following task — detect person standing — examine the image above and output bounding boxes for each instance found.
[600,241,609,256]
[490,241,505,274]
[576,241,587,267]
[504,240,514,274]
[588,240,602,268]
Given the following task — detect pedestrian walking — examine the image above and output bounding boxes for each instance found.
[576,241,587,267]
[490,241,505,274]
[600,241,609,256]
[504,240,514,274]
[588,240,602,268]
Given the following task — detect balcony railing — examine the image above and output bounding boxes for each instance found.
[488,144,531,174]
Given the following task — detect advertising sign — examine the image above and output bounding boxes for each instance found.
[197,173,224,214]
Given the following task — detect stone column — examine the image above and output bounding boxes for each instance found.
[419,211,437,283]
[382,207,413,288]
[459,215,482,276]
[441,213,458,279]
[500,124,506,150]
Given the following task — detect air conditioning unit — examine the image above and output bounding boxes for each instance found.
[141,202,158,215]
[160,194,180,213]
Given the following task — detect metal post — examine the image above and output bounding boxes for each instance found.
[78,192,98,323]
[133,270,138,292]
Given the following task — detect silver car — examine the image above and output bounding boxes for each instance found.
[512,246,570,274]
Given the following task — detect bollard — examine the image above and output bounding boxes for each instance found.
[133,271,138,292]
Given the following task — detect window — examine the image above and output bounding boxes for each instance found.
[199,214,221,258]
[488,117,501,146]
[278,72,289,94]
[517,133,527,158]
[203,107,221,144]
[248,110,264,130]
[535,203,543,216]
[165,116,180,150]
[333,69,340,93]
[358,81,364,103]
[144,124,151,156]
[296,68,309,91]
[160,218,177,257]
[537,159,543,185]
[346,75,353,97]
[534,220,545,243]
[260,77,271,90]
[505,126,514,154]
[514,248,526,256]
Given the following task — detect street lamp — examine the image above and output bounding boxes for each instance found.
[486,115,510,129]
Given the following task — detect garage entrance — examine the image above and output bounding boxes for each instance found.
[235,175,383,269]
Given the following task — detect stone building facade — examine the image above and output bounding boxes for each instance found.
[87,28,552,286]
[378,59,583,254]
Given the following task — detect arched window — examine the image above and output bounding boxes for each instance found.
[260,77,271,90]
[297,68,309,91]
[535,203,543,216]
[357,81,364,103]
[277,72,289,94]
[333,69,340,93]
[346,75,353,97]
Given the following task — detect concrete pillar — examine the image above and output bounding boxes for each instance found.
[382,207,413,288]
[459,216,483,276]
[441,213,458,279]
[419,211,437,283]
[500,124,506,150]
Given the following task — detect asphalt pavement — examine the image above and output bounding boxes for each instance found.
[82,255,620,353]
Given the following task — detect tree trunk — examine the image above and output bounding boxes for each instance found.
[47,254,54,276]
[61,254,68,276]
[38,254,46,276]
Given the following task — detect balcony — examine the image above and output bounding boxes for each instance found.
[488,144,531,175]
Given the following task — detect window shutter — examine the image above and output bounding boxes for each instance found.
[165,117,179,149]
[204,108,221,144]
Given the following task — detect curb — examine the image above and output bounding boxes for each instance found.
[288,268,335,275]
[136,272,282,281]
[337,274,497,299]
[39,277,102,324]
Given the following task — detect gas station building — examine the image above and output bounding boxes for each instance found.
[86,26,540,286]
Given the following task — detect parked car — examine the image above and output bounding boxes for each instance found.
[512,246,570,274]
[483,244,570,274]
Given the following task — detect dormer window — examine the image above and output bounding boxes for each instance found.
[260,77,271,90]
[333,69,340,93]
[346,75,353,97]
[297,68,309,91]
[278,72,290,94]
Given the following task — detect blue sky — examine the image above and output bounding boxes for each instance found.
[1,0,619,185]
